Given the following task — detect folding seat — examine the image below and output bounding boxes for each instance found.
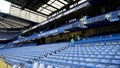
[107,65,120,68]
[79,54,84,57]
[92,58,101,63]
[39,63,45,68]
[61,60,67,63]
[83,52,88,54]
[72,61,79,65]
[12,65,18,68]
[116,45,120,48]
[97,55,104,58]
[96,64,107,68]
[88,52,93,54]
[47,65,53,68]
[55,67,59,68]
[94,52,101,55]
[114,55,120,59]
[68,57,73,60]
[117,52,120,55]
[73,57,78,60]
[90,55,96,58]
[58,65,66,68]
[86,63,96,68]
[84,55,90,57]
[108,52,116,55]
[105,55,114,59]
[111,59,120,64]
[6,58,21,65]
[112,49,118,52]
[64,56,68,59]
[33,62,39,68]
[100,59,111,64]
[53,58,60,62]
[79,62,87,66]
[67,60,73,64]
[85,58,93,62]
[78,58,85,61]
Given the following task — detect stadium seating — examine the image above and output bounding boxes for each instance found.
[0,44,6,49]
[0,42,70,68]
[35,34,120,68]
[0,34,120,68]
[39,44,120,68]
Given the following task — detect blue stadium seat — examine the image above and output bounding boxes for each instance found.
[92,58,101,63]
[107,65,120,68]
[100,59,111,64]
[96,64,107,68]
[111,60,120,64]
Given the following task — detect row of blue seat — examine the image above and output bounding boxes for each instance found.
[0,42,70,67]
[1,34,120,68]
[37,44,120,68]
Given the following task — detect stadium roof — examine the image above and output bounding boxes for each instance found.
[6,0,80,17]
[0,12,37,29]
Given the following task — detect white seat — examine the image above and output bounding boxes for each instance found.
[39,64,45,68]
[33,62,39,68]
[47,65,53,68]
[12,65,18,68]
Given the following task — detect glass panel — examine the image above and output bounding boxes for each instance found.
[41,9,52,13]
[51,3,61,9]
[54,1,64,7]
[41,9,52,15]
[37,7,43,11]
[42,4,48,7]
[48,0,55,4]
[46,6,57,11]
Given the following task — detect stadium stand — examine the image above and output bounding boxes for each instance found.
[0,0,120,68]
[0,42,70,67]
[0,34,120,68]
[10,10,120,44]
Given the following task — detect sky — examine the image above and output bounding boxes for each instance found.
[0,0,11,13]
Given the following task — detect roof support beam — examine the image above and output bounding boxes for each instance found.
[49,0,80,16]
[38,0,59,10]
[0,18,7,28]
[45,3,59,10]
[58,0,66,5]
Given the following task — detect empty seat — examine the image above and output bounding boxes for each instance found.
[111,60,120,64]
[47,65,53,68]
[100,59,111,64]
[114,56,120,59]
[107,65,120,68]
[86,63,96,67]
[105,55,114,59]
[96,64,106,68]
[12,65,18,68]
[92,59,101,63]
[33,62,39,68]
[39,64,45,68]
[85,58,93,62]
